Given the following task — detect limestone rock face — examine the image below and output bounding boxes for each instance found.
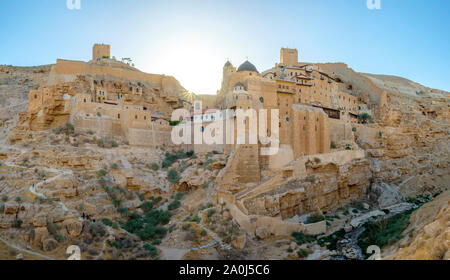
[3,203,18,215]
[370,182,404,208]
[243,158,371,219]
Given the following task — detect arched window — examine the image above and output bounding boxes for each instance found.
[135,115,138,120]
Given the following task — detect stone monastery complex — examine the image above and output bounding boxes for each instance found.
[17,44,389,237]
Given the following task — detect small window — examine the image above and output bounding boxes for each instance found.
[259,97,264,103]
[135,115,138,120]
[83,98,86,103]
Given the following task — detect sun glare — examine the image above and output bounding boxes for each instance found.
[143,35,225,96]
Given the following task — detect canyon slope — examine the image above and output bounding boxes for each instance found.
[0,63,448,260]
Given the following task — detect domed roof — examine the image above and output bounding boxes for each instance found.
[237,60,258,73]
[224,61,232,67]
[234,81,244,87]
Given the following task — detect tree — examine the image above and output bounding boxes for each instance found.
[358,113,372,124]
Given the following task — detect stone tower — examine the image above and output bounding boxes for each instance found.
[93,44,111,60]
[280,48,298,66]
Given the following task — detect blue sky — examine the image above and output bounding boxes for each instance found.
[0,0,449,94]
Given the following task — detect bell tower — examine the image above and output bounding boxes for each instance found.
[93,44,111,60]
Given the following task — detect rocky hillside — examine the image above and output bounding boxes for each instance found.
[0,66,52,142]
[0,63,448,260]
[0,65,52,107]
[384,190,449,260]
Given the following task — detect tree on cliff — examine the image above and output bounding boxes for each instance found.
[358,113,372,124]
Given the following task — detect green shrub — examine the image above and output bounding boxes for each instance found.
[297,249,310,258]
[206,208,216,218]
[330,141,337,149]
[110,163,119,169]
[345,144,352,150]
[122,210,171,241]
[186,151,195,157]
[15,196,22,203]
[102,218,113,227]
[144,243,158,257]
[358,209,414,258]
[151,163,159,171]
[358,113,372,124]
[318,229,346,251]
[112,199,123,208]
[174,192,186,200]
[109,240,121,249]
[1,195,7,202]
[352,127,357,132]
[46,222,64,241]
[200,229,207,236]
[87,130,95,135]
[305,213,325,224]
[12,218,23,228]
[314,157,321,164]
[0,204,4,213]
[151,239,161,245]
[97,139,105,147]
[167,169,181,183]
[140,201,154,213]
[191,215,201,223]
[168,200,181,211]
[97,169,108,176]
[291,232,316,245]
[118,207,130,217]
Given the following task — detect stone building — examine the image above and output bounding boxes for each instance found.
[20,44,186,148]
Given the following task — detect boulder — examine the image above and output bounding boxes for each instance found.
[231,233,247,250]
[255,227,270,240]
[43,238,59,252]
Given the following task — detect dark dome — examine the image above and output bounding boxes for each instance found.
[234,81,244,87]
[237,60,258,73]
[224,61,232,67]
